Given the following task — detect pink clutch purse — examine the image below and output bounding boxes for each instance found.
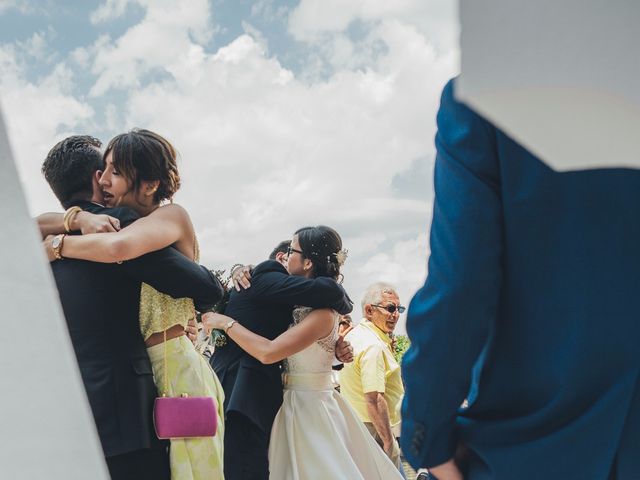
[153,297,217,440]
[153,395,217,439]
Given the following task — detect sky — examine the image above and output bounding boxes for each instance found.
[0,0,459,333]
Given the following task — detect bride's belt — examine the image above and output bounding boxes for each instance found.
[282,372,335,391]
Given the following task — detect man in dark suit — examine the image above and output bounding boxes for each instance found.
[211,250,353,480]
[401,78,640,479]
[40,136,223,480]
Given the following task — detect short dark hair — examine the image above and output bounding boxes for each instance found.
[294,225,343,280]
[42,135,103,208]
[269,240,291,260]
[104,129,180,204]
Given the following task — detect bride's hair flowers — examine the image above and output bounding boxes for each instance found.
[334,249,348,267]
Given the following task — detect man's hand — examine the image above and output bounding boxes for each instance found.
[231,265,252,291]
[185,317,199,345]
[428,459,464,480]
[201,311,233,332]
[73,211,120,234]
[43,235,57,262]
[335,326,354,363]
[383,437,400,461]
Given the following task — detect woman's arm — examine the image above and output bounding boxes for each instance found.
[202,309,335,364]
[49,204,192,263]
[36,211,120,238]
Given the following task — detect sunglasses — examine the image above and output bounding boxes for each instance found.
[286,246,305,257]
[372,304,406,314]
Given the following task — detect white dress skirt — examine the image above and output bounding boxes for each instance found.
[268,308,403,480]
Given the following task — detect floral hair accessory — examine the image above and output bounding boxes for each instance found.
[334,249,348,266]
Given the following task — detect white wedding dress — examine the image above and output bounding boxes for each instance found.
[268,307,404,480]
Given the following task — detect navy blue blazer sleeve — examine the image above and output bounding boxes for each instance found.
[98,206,223,312]
[248,260,353,315]
[120,248,223,312]
[400,79,504,468]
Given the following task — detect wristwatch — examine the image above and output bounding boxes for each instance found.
[51,234,66,260]
[224,320,236,333]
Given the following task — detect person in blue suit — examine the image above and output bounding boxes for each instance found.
[401,78,640,480]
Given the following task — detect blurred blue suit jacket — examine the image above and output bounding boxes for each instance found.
[401,79,640,479]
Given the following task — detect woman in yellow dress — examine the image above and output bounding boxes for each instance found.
[50,129,225,479]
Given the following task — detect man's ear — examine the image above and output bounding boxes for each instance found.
[275,251,288,266]
[304,258,313,271]
[92,170,102,191]
[364,305,373,318]
[90,170,104,204]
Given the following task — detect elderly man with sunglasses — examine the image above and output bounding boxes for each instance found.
[340,282,407,476]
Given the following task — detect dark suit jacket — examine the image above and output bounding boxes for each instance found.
[210,260,352,433]
[401,79,640,479]
[51,201,223,457]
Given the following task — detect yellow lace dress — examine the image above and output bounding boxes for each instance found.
[140,242,225,480]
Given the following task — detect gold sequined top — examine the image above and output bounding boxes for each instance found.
[139,239,199,340]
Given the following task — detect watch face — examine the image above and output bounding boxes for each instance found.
[52,236,62,249]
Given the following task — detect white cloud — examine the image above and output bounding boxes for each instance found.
[70,46,91,68]
[17,31,48,59]
[288,0,410,39]
[89,0,215,96]
[0,43,94,212]
[104,102,120,131]
[0,0,34,14]
[241,21,269,52]
[250,0,289,23]
[90,0,132,24]
[288,0,458,53]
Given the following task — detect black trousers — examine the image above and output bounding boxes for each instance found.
[224,411,270,480]
[106,447,170,480]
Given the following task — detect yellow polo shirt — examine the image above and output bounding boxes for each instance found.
[339,320,404,427]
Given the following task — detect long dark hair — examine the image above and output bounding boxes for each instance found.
[294,225,343,280]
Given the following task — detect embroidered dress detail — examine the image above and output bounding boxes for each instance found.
[285,307,339,373]
[139,240,201,340]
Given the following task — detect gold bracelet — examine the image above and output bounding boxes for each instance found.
[63,206,82,233]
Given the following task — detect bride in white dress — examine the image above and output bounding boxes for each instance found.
[204,226,403,480]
